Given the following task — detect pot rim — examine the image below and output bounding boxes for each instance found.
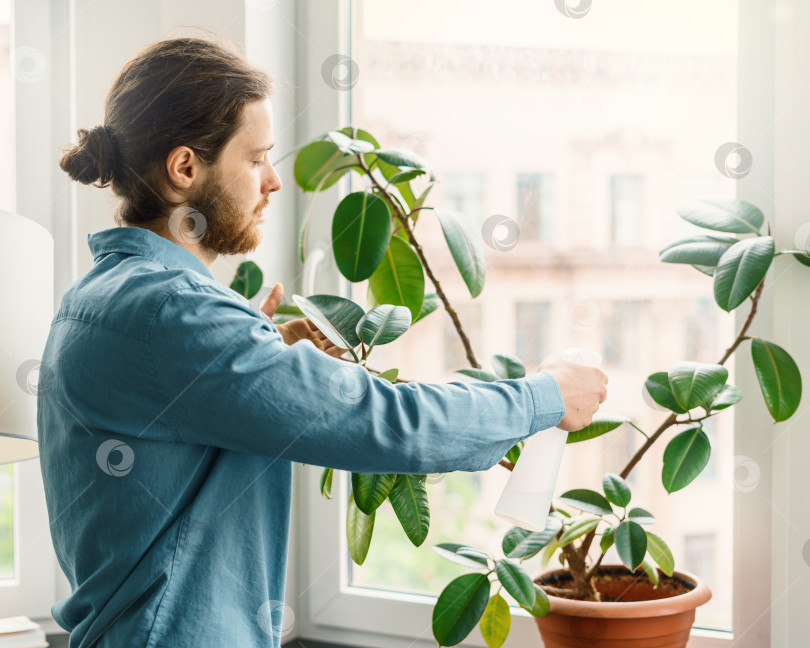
[537,565,712,618]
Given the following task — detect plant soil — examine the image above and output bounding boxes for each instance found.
[538,565,693,602]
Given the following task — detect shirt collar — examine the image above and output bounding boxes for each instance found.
[88,226,214,280]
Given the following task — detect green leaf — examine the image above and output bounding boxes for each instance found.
[368,236,426,322]
[659,234,739,266]
[520,585,550,618]
[751,338,802,421]
[713,236,774,311]
[332,192,392,282]
[708,384,742,411]
[229,261,263,300]
[558,517,600,546]
[602,473,631,508]
[641,559,660,587]
[414,292,440,323]
[676,196,764,234]
[356,304,412,348]
[388,474,430,547]
[645,372,687,414]
[455,368,499,382]
[615,520,647,571]
[494,560,535,608]
[294,140,351,192]
[433,209,487,298]
[377,368,399,382]
[480,593,511,648]
[292,294,364,351]
[326,130,376,155]
[389,169,426,184]
[566,413,628,443]
[338,126,380,149]
[662,425,711,493]
[432,573,490,647]
[433,543,491,570]
[320,468,333,499]
[668,362,728,410]
[346,493,375,565]
[790,250,810,268]
[351,473,397,515]
[628,507,656,525]
[692,264,716,277]
[558,489,613,517]
[501,517,563,560]
[375,149,435,181]
[492,354,526,379]
[505,443,521,465]
[538,538,559,569]
[600,527,615,554]
[646,531,675,576]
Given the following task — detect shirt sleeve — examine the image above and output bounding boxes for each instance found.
[148,283,565,474]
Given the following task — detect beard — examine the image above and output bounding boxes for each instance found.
[183,167,267,256]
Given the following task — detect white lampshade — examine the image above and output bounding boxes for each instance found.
[0,211,54,463]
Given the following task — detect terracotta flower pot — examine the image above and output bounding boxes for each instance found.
[533,565,712,648]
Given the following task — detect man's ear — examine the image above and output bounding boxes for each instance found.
[165,146,204,199]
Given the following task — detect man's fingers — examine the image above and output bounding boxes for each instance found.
[261,282,284,319]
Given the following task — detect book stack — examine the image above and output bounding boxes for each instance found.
[0,617,48,647]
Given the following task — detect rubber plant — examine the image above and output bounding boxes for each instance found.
[229,129,805,647]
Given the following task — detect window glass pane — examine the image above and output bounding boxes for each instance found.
[0,0,16,582]
[348,0,737,631]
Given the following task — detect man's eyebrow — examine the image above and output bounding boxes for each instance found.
[249,143,276,155]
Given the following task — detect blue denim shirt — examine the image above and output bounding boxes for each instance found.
[37,226,565,648]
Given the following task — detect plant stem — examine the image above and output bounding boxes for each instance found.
[578,279,766,572]
[498,458,515,471]
[357,156,481,369]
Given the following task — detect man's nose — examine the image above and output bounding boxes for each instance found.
[263,165,282,194]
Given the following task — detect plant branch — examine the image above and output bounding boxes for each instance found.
[357,155,481,369]
[498,458,515,471]
[719,281,764,365]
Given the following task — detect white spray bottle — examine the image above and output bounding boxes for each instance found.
[494,348,602,532]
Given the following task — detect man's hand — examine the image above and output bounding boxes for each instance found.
[538,354,609,432]
[261,283,347,358]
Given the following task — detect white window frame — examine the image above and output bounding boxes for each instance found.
[293,0,809,646]
[0,0,74,621]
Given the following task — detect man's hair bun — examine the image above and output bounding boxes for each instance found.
[59,125,117,187]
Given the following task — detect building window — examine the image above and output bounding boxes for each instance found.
[685,298,717,362]
[602,300,645,367]
[515,301,551,368]
[516,173,553,241]
[610,174,644,246]
[443,303,482,372]
[683,534,716,586]
[444,172,485,226]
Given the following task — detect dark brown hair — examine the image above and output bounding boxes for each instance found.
[59,36,273,225]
